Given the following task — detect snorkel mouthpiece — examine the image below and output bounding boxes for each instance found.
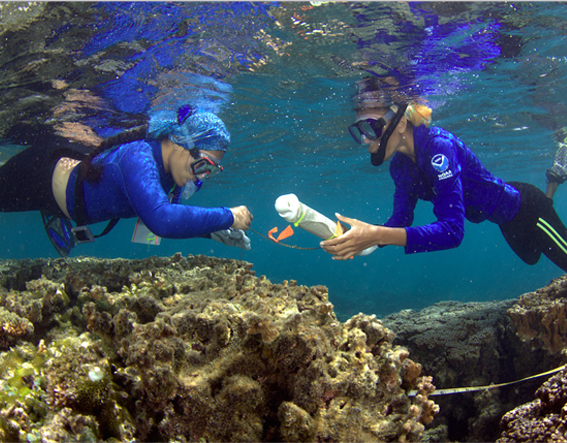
[181,179,202,201]
[370,145,387,167]
[370,103,408,167]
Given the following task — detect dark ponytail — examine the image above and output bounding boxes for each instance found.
[79,125,148,183]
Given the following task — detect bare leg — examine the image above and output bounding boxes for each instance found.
[546,181,559,199]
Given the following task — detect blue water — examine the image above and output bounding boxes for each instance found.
[1,2,567,320]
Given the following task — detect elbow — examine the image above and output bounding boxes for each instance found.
[446,224,465,249]
[144,223,171,239]
[142,217,179,239]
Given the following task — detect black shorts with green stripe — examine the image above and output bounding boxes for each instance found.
[500,181,567,272]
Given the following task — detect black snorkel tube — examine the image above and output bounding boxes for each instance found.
[371,103,408,167]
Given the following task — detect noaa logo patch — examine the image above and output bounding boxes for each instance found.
[431,154,449,173]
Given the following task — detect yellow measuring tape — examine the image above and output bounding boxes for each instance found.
[408,364,567,397]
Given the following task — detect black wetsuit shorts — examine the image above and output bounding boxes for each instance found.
[0,145,83,218]
[500,181,567,271]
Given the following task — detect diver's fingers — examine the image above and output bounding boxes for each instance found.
[331,250,356,261]
[331,254,349,261]
[336,213,371,229]
[320,240,355,259]
[320,236,346,250]
[320,238,335,248]
[321,229,356,255]
[335,213,357,226]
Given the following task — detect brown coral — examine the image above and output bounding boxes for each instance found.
[0,306,33,349]
[498,366,567,442]
[0,254,436,442]
[508,274,567,353]
[247,316,280,343]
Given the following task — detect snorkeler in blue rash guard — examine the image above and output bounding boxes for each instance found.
[0,106,253,256]
[321,76,567,272]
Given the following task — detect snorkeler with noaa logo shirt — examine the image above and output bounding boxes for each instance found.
[0,105,253,256]
[320,76,567,272]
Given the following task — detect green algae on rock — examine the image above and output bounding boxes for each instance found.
[0,253,437,442]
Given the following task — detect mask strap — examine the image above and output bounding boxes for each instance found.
[189,147,200,159]
[371,104,408,167]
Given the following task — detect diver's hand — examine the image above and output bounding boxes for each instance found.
[230,206,253,231]
[320,214,380,260]
[211,228,251,250]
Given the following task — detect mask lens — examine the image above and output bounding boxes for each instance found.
[191,156,223,179]
[348,125,363,144]
[359,120,382,140]
[348,118,384,144]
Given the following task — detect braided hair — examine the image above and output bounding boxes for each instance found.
[79,124,148,183]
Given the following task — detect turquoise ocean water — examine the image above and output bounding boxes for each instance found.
[1,2,567,320]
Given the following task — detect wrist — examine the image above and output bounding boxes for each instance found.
[368,224,384,246]
[376,225,407,247]
[228,208,236,227]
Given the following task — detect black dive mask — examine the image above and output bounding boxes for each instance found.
[370,103,408,167]
[348,109,395,144]
[190,155,223,179]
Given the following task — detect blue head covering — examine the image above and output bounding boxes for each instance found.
[147,107,230,151]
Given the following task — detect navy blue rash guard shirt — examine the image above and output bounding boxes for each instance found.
[384,125,521,254]
[64,139,234,238]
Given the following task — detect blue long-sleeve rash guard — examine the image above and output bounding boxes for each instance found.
[384,125,521,254]
[65,139,234,238]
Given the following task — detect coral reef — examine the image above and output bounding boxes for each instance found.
[383,299,546,442]
[381,274,567,443]
[508,274,567,354]
[383,300,517,391]
[0,253,436,442]
[498,366,567,442]
[493,274,567,442]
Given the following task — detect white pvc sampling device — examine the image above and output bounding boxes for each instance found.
[274,193,377,256]
[275,193,339,240]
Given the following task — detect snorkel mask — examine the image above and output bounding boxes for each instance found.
[367,104,408,167]
[181,153,223,202]
[349,76,410,166]
[349,109,396,144]
[189,152,223,179]
[180,155,223,202]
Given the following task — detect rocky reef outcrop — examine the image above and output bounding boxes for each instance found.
[494,274,567,442]
[383,274,567,443]
[0,253,436,442]
[498,365,567,442]
[508,274,567,354]
[383,300,521,442]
